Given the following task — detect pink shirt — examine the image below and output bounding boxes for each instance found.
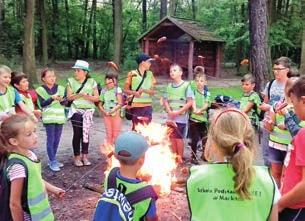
[281,128,305,208]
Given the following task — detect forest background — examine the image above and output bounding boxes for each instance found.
[0,0,305,91]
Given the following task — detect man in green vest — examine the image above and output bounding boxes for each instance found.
[124,54,156,130]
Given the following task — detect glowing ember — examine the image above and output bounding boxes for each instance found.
[105,122,177,196]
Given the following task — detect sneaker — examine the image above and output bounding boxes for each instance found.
[74,159,84,167]
[48,161,60,172]
[82,158,92,166]
[56,161,64,168]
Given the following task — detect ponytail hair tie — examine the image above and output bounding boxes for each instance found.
[233,143,245,154]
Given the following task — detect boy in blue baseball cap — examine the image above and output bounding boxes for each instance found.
[103,131,158,220]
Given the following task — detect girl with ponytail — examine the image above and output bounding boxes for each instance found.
[187,108,279,221]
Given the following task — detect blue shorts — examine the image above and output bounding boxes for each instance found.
[268,146,287,164]
[169,123,186,139]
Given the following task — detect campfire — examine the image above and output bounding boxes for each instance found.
[104,122,178,196]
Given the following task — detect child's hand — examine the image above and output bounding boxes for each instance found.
[134,91,142,98]
[152,185,161,196]
[168,110,180,118]
[259,103,272,112]
[51,95,61,101]
[52,187,65,199]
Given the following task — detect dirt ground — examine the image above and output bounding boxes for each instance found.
[35,63,243,221]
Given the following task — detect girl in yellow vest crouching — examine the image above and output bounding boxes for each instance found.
[187,108,279,221]
[1,114,65,221]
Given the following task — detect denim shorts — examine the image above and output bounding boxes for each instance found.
[268,146,287,164]
[169,123,186,139]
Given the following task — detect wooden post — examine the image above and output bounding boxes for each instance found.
[188,40,194,80]
[215,44,222,77]
[144,39,149,54]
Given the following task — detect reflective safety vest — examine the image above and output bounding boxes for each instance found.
[240,92,261,126]
[36,85,66,124]
[0,86,16,115]
[190,88,210,122]
[20,93,35,111]
[167,81,189,113]
[187,164,275,221]
[131,70,154,103]
[68,77,96,109]
[8,153,54,221]
[99,87,120,116]
[104,171,152,220]
[270,114,292,145]
[300,121,305,128]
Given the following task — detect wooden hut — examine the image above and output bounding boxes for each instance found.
[138,16,225,79]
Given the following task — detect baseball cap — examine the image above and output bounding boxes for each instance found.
[72,60,91,72]
[114,131,149,162]
[136,53,154,64]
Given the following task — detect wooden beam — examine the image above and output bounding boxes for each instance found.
[144,39,149,54]
[215,44,222,77]
[188,40,194,80]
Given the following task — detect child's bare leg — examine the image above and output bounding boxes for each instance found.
[176,138,184,163]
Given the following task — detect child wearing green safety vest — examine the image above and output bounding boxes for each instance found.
[240,74,261,128]
[98,73,122,147]
[163,64,194,164]
[0,65,36,122]
[102,131,158,221]
[11,71,41,119]
[279,76,305,220]
[187,108,279,221]
[188,66,210,164]
[36,68,66,172]
[1,114,65,221]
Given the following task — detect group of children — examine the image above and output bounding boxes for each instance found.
[1,54,305,220]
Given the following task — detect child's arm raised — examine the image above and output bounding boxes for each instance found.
[269,205,278,221]
[10,178,25,221]
[44,180,65,198]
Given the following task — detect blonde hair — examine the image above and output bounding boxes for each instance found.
[209,109,256,199]
[0,65,12,75]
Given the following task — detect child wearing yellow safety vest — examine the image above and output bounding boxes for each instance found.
[188,66,210,164]
[98,73,122,147]
[187,109,279,221]
[239,74,261,128]
[11,71,41,119]
[36,68,66,172]
[163,64,194,164]
[101,131,158,221]
[0,65,36,122]
[1,115,65,221]
[279,76,305,220]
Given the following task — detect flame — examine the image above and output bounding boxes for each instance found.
[105,122,177,196]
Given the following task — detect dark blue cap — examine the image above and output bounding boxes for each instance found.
[136,53,153,64]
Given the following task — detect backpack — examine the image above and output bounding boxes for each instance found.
[93,167,158,221]
[254,79,275,121]
[0,157,28,221]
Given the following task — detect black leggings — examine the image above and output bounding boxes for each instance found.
[71,112,89,156]
[280,208,305,221]
[188,120,208,158]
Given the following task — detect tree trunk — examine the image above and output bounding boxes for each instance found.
[160,0,167,19]
[84,0,95,58]
[276,0,283,18]
[38,0,48,66]
[169,0,178,16]
[23,0,37,85]
[81,0,88,55]
[300,0,305,74]
[65,0,72,58]
[0,0,4,27]
[249,0,269,92]
[92,0,97,59]
[113,0,122,65]
[50,0,58,61]
[191,0,196,20]
[142,0,147,32]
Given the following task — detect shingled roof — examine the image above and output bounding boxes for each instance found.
[138,16,225,43]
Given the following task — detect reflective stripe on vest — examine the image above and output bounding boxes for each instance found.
[68,77,96,109]
[20,93,35,111]
[0,86,16,114]
[187,164,275,221]
[190,89,209,122]
[269,114,292,145]
[36,85,66,124]
[104,171,151,220]
[8,153,54,221]
[167,81,189,112]
[100,87,118,116]
[131,70,153,103]
[299,121,305,128]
